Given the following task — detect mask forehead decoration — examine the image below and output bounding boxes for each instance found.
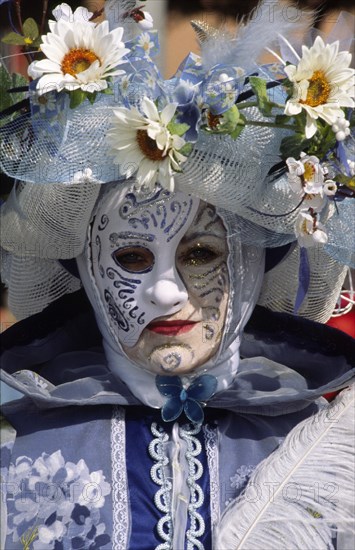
[90,185,200,347]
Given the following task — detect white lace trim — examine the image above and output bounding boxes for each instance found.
[111,406,129,550]
[149,422,207,550]
[149,422,173,550]
[203,423,220,531]
[180,423,206,550]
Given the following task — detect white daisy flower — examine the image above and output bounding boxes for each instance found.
[284,36,354,138]
[107,97,188,191]
[28,3,130,95]
[295,210,328,248]
[136,32,155,57]
[52,2,92,23]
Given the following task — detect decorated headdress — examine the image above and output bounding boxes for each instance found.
[0,0,354,322]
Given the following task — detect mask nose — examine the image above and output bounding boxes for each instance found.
[146,277,188,312]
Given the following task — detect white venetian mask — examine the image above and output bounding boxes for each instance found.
[86,183,230,374]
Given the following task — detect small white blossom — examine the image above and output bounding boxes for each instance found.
[73,167,94,182]
[332,117,350,141]
[218,73,233,91]
[134,10,154,30]
[295,210,328,248]
[286,153,325,195]
[37,521,65,545]
[323,180,337,196]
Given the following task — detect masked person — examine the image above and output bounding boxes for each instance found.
[1,2,354,549]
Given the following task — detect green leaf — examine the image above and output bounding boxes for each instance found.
[249,76,273,117]
[2,32,26,46]
[100,87,114,95]
[282,77,294,98]
[23,18,39,41]
[230,123,245,140]
[0,64,12,112]
[280,134,310,159]
[334,174,355,191]
[219,105,241,132]
[87,92,97,105]
[179,142,193,156]
[69,88,87,109]
[229,113,246,139]
[0,64,28,126]
[167,121,190,137]
[31,37,42,48]
[11,72,28,98]
[275,114,290,125]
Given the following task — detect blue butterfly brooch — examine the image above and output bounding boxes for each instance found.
[156,374,218,424]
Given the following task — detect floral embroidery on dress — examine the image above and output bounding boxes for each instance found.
[230,464,255,491]
[0,442,13,479]
[5,450,111,549]
[225,465,256,507]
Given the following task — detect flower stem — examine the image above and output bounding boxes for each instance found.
[238,102,258,109]
[7,1,19,34]
[14,0,23,33]
[89,6,105,21]
[20,526,38,550]
[238,101,285,110]
[40,0,49,36]
[244,119,295,130]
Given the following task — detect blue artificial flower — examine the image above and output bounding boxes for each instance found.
[173,81,201,142]
[156,374,217,424]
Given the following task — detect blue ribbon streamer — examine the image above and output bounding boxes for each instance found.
[294,247,310,314]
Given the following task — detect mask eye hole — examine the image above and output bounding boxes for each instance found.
[113,246,155,273]
[179,244,220,266]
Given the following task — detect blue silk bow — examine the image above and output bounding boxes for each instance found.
[156,374,218,424]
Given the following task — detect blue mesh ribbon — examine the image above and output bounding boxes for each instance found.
[337,140,351,176]
[294,246,310,314]
[156,374,218,424]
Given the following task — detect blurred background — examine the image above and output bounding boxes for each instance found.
[1,0,354,77]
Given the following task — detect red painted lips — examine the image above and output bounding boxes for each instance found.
[147,320,198,336]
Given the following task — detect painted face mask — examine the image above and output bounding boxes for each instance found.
[85,183,229,374]
[78,181,264,405]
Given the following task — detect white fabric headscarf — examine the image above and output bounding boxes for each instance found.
[77,182,265,407]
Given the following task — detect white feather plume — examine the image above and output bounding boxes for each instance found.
[216,385,355,550]
[200,1,312,72]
